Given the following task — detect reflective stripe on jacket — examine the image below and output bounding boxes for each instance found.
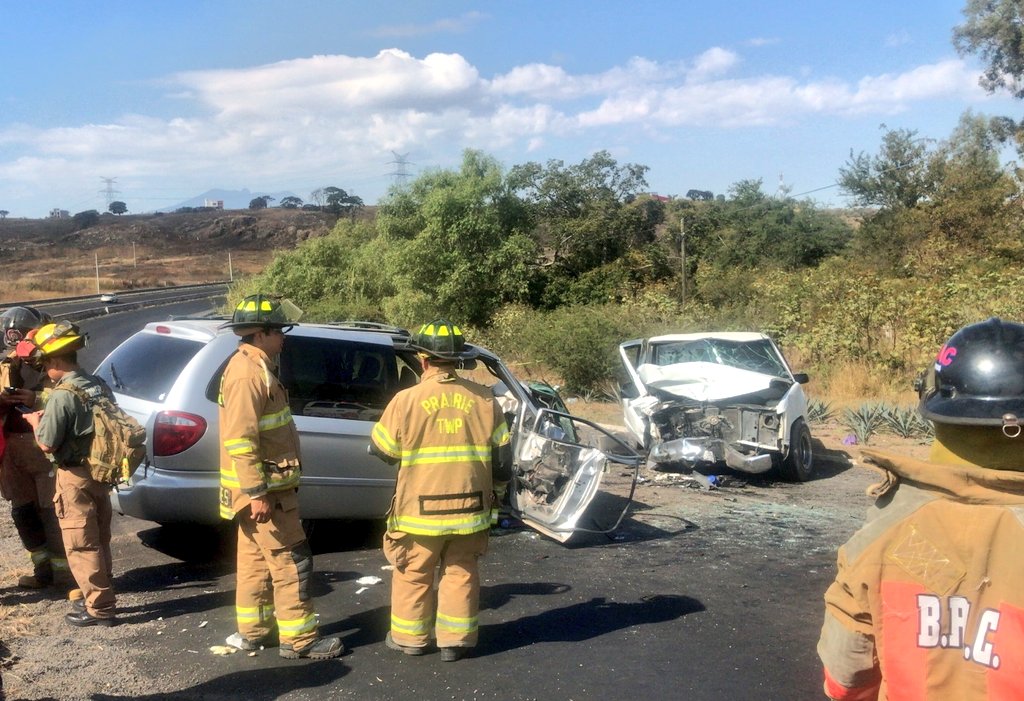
[818,449,1024,700]
[371,366,510,536]
[218,343,301,519]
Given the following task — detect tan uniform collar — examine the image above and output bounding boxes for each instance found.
[861,448,1024,505]
[239,342,276,369]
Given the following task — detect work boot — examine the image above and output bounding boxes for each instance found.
[384,632,426,656]
[225,631,278,651]
[69,587,85,613]
[18,557,53,589]
[439,647,469,662]
[65,610,116,628]
[279,636,344,660]
[16,573,51,589]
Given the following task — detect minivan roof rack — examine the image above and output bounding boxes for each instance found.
[328,321,411,336]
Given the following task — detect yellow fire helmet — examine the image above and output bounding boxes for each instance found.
[413,319,478,361]
[31,320,88,359]
[221,293,300,335]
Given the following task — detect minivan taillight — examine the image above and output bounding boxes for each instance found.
[152,411,207,456]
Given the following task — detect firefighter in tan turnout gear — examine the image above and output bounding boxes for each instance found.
[819,318,1024,700]
[218,294,343,660]
[371,320,512,662]
[0,306,71,591]
[21,321,117,626]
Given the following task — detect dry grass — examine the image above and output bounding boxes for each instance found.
[0,550,40,640]
[812,359,917,409]
[1,247,273,301]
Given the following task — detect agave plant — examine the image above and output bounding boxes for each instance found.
[841,403,887,444]
[878,405,935,440]
[806,398,835,425]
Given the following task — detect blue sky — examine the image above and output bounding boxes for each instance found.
[0,0,1018,217]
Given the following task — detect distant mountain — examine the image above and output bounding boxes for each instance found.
[162,188,299,212]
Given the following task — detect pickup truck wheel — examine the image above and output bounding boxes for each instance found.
[778,418,814,482]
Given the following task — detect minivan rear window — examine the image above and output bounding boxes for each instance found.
[95,333,205,402]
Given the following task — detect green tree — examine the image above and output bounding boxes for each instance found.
[927,111,1018,244]
[508,151,652,299]
[73,210,100,230]
[108,201,127,215]
[954,0,1024,98]
[838,127,933,210]
[249,195,274,210]
[377,150,536,325]
[279,196,303,209]
[323,187,364,218]
[0,210,8,220]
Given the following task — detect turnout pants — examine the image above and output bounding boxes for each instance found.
[2,432,68,583]
[383,529,489,649]
[234,490,318,650]
[54,465,115,618]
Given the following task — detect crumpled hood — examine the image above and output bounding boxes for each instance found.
[636,361,777,402]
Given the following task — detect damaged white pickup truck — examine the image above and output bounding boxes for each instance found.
[618,332,814,481]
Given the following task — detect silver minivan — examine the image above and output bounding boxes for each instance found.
[96,319,639,542]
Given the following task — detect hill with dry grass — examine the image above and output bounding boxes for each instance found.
[0,208,366,300]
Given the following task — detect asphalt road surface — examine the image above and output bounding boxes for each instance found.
[80,463,870,701]
[4,298,871,700]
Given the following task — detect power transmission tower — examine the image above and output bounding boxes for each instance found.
[388,152,414,188]
[99,177,120,208]
[776,172,791,199]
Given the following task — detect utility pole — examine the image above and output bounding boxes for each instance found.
[680,216,686,306]
[95,253,100,293]
[228,252,234,282]
[132,242,137,268]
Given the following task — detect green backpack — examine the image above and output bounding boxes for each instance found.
[57,383,147,486]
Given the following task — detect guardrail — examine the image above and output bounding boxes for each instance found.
[1,282,231,322]
[0,281,231,309]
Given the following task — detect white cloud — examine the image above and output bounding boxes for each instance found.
[0,48,998,215]
[688,48,740,82]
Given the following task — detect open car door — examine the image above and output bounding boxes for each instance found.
[508,408,641,543]
[469,349,642,544]
[618,339,653,446]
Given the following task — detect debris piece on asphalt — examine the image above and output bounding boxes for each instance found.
[209,645,237,656]
[356,575,382,586]
[355,587,367,595]
[198,621,208,628]
[248,651,257,657]
[381,565,394,571]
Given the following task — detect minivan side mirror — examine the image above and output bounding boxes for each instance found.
[792,372,810,384]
